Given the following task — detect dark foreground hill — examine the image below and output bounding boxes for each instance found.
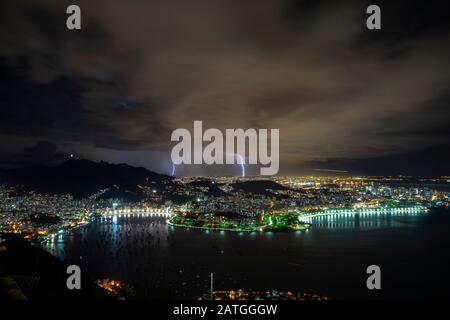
[0,234,112,300]
[0,159,171,199]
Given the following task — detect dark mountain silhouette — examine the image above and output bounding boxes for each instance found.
[0,159,172,199]
[186,180,226,197]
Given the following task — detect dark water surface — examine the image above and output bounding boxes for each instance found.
[42,208,450,299]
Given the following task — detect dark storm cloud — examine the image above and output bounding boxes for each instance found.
[17,141,67,165]
[368,93,450,145]
[0,140,68,168]
[301,145,450,176]
[0,0,449,175]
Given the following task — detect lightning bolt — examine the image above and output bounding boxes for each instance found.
[235,153,246,177]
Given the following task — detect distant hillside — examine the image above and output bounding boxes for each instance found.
[231,180,287,195]
[186,180,226,197]
[0,159,171,199]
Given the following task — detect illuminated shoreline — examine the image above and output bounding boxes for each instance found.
[167,205,429,233]
[167,215,270,233]
[167,212,310,233]
[297,205,429,223]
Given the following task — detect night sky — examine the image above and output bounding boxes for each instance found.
[0,0,449,176]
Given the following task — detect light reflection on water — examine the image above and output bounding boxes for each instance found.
[305,211,422,229]
[40,209,450,299]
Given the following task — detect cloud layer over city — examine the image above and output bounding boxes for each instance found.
[0,0,449,175]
